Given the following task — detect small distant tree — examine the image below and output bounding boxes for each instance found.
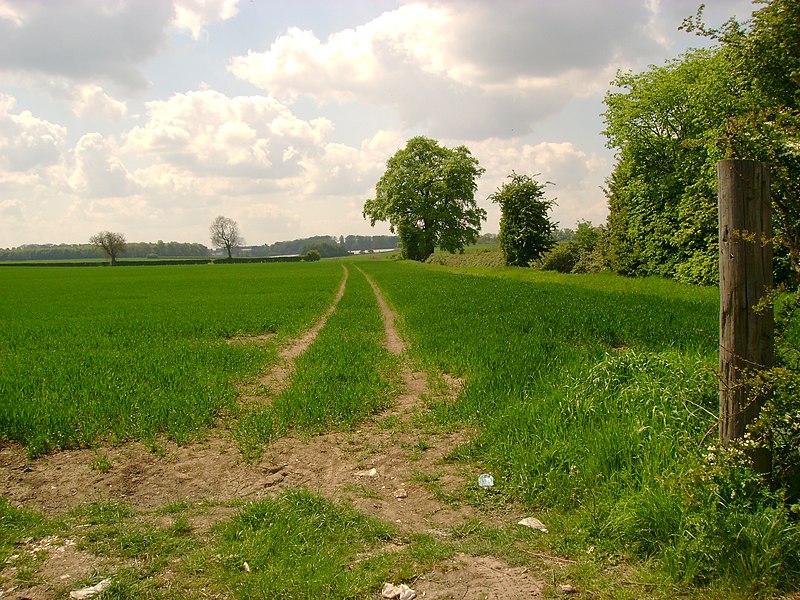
[303,249,321,262]
[490,172,557,266]
[90,231,126,266]
[210,216,244,259]
[363,136,486,261]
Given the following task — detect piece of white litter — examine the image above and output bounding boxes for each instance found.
[69,578,112,599]
[478,473,494,489]
[243,561,250,573]
[517,517,549,533]
[382,582,417,600]
[357,467,378,478]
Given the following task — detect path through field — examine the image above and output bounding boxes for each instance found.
[1,265,547,599]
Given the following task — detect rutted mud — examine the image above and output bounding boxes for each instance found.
[0,264,545,599]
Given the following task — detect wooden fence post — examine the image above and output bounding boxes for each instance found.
[718,160,773,459]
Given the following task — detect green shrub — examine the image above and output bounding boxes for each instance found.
[540,222,609,274]
[632,285,800,593]
[304,249,321,262]
[748,286,800,504]
[539,242,577,272]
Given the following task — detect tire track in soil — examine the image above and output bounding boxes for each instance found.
[243,263,350,400]
[0,263,546,599]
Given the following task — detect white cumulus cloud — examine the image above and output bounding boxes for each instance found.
[125,89,333,179]
[472,138,610,231]
[69,84,128,120]
[229,0,674,139]
[0,0,174,89]
[0,93,66,171]
[0,197,23,220]
[174,0,240,39]
[0,0,23,26]
[69,133,137,198]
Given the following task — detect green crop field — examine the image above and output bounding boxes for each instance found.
[1,258,797,598]
[0,262,344,455]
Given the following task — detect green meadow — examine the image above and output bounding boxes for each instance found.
[1,259,798,598]
[358,259,720,507]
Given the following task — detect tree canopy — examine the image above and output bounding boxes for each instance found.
[490,172,556,267]
[603,49,732,284]
[363,136,486,261]
[603,0,800,284]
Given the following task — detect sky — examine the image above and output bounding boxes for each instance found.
[0,0,757,248]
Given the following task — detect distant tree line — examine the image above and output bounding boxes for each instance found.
[552,228,576,243]
[247,234,399,258]
[0,241,209,262]
[2,234,401,263]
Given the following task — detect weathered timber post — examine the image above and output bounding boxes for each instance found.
[718,160,773,462]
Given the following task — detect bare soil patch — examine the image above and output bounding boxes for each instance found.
[416,554,545,599]
[1,266,546,599]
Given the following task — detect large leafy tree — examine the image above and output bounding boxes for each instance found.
[363,136,486,261]
[490,172,556,267]
[604,0,800,284]
[603,49,736,284]
[683,0,800,279]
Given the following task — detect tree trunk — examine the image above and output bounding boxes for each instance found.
[718,160,773,470]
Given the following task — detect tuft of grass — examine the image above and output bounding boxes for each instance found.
[89,453,113,473]
[212,489,397,598]
[70,503,201,595]
[342,482,382,500]
[0,498,54,563]
[68,501,134,526]
[410,469,442,485]
[406,438,432,461]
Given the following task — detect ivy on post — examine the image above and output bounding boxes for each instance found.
[718,159,773,472]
